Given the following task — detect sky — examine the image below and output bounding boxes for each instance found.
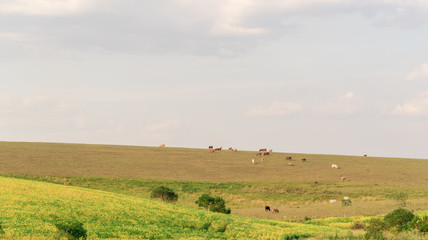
[1,0,428,159]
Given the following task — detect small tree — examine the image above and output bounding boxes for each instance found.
[341,198,352,217]
[389,192,408,208]
[383,208,414,232]
[151,186,178,203]
[54,219,87,240]
[195,194,231,214]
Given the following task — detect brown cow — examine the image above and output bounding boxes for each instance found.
[263,152,270,156]
[286,156,292,160]
[301,158,306,162]
[209,149,215,153]
[341,177,347,181]
[232,148,237,152]
[313,181,318,184]
[215,147,222,151]
[364,154,367,157]
[256,152,262,156]
[259,148,267,152]
[269,149,273,152]
[159,144,165,148]
[272,208,279,213]
[228,147,233,151]
[208,146,213,149]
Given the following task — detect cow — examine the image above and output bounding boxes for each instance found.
[256,152,262,156]
[159,144,165,148]
[341,177,347,181]
[364,154,367,157]
[269,149,273,152]
[265,206,271,212]
[286,156,292,160]
[209,149,215,153]
[330,199,337,203]
[301,158,306,162]
[252,159,255,164]
[259,148,267,152]
[313,181,318,184]
[344,196,350,201]
[263,152,270,156]
[208,146,213,149]
[331,164,339,169]
[228,147,233,151]
[232,148,237,152]
[288,162,293,166]
[215,147,222,151]
[273,208,279,213]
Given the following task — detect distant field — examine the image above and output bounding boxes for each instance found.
[1,141,428,221]
[1,142,427,185]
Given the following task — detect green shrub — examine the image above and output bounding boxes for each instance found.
[195,194,231,214]
[408,215,428,233]
[388,192,408,208]
[150,186,178,203]
[54,219,87,240]
[364,218,387,239]
[283,233,311,239]
[383,208,415,232]
[0,222,5,234]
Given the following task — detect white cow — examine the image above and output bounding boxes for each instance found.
[252,159,255,164]
[344,196,350,201]
[331,164,339,169]
[329,199,337,203]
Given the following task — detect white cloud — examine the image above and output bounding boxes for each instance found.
[145,120,180,132]
[317,92,364,115]
[405,63,428,81]
[393,92,428,115]
[246,101,302,117]
[0,0,97,16]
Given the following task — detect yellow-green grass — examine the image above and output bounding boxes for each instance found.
[0,176,342,239]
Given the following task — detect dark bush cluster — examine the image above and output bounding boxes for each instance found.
[54,219,87,240]
[195,194,231,214]
[150,186,178,203]
[364,208,427,239]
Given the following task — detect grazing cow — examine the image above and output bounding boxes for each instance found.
[343,196,350,201]
[330,199,337,203]
[286,156,292,160]
[341,177,347,181]
[331,164,339,169]
[256,152,262,156]
[252,159,255,164]
[288,162,293,166]
[228,147,233,151]
[263,152,270,156]
[269,149,273,152]
[265,206,271,212]
[232,148,237,152]
[261,157,264,162]
[215,147,222,151]
[301,158,306,162]
[364,154,367,157]
[208,146,213,149]
[259,148,267,152]
[209,149,215,153]
[159,144,165,148]
[313,181,318,184]
[273,208,279,213]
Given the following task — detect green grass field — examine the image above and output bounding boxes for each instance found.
[1,141,428,239]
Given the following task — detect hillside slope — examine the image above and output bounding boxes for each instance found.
[0,176,340,239]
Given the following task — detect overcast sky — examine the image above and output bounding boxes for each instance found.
[1,0,428,158]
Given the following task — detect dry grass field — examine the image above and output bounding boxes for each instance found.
[1,141,428,222]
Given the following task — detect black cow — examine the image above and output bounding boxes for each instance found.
[265,206,271,212]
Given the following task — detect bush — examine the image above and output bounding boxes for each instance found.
[54,219,87,240]
[150,186,178,203]
[195,194,231,214]
[351,221,366,230]
[383,208,415,232]
[388,192,408,208]
[0,222,5,235]
[364,218,387,239]
[408,215,428,233]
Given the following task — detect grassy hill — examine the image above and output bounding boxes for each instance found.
[1,141,428,221]
[0,176,342,239]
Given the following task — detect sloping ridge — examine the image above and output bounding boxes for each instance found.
[0,176,338,239]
